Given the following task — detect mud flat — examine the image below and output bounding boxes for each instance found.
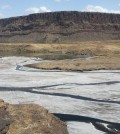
[0,56,120,134]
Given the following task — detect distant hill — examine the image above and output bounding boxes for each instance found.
[0,11,120,43]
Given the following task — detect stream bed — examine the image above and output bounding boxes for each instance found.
[0,56,120,134]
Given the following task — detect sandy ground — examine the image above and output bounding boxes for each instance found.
[0,56,120,134]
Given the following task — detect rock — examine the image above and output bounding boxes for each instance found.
[0,99,68,134]
[0,11,120,43]
[92,122,120,134]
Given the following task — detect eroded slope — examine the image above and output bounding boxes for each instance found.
[0,11,120,43]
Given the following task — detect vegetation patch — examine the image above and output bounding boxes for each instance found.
[0,40,120,71]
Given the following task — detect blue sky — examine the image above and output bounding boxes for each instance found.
[0,0,120,18]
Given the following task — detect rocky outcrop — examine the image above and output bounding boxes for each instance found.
[0,11,120,43]
[0,99,68,134]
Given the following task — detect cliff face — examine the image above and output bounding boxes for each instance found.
[0,11,120,43]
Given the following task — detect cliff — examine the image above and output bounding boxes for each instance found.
[0,99,68,134]
[0,11,120,43]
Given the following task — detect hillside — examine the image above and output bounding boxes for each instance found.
[0,11,120,43]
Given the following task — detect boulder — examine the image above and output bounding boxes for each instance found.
[0,99,68,134]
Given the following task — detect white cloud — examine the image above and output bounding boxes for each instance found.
[0,13,4,18]
[25,7,51,14]
[84,5,120,14]
[1,5,11,10]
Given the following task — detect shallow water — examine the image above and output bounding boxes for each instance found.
[0,56,120,134]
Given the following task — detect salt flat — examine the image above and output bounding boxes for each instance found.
[0,56,120,134]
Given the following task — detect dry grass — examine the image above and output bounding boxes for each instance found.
[0,40,120,71]
[0,40,120,56]
[26,56,120,71]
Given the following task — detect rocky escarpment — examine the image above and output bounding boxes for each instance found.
[0,99,68,134]
[0,11,120,43]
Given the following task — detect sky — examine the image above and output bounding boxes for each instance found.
[0,0,120,18]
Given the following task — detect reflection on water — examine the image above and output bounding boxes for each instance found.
[0,52,41,57]
[0,52,95,61]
